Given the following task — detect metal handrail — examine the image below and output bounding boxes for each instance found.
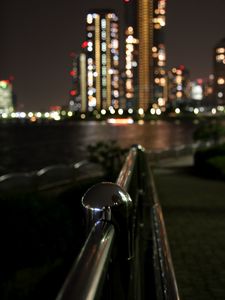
[55,145,180,300]
[56,221,115,300]
[147,156,180,300]
[152,204,180,300]
[116,146,137,191]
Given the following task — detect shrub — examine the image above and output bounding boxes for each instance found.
[194,143,225,179]
[86,140,128,181]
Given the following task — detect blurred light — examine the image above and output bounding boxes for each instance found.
[138,108,144,115]
[70,90,77,96]
[175,108,180,114]
[118,108,123,115]
[217,106,224,112]
[194,108,199,115]
[81,41,88,48]
[11,112,16,118]
[109,107,115,114]
[44,112,50,118]
[150,108,156,115]
[0,81,8,89]
[211,108,216,115]
[81,114,86,119]
[19,112,26,118]
[30,116,37,122]
[36,112,42,118]
[67,111,73,117]
[156,108,161,115]
[128,108,133,114]
[101,109,106,115]
[217,77,225,85]
[107,118,133,124]
[2,113,8,118]
[70,70,76,77]
[54,115,61,121]
[28,112,33,118]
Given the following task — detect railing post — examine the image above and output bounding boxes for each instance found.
[82,182,133,259]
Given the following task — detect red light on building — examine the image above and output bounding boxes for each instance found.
[69,70,76,77]
[124,0,130,2]
[197,78,203,85]
[81,41,88,48]
[50,106,61,111]
[70,90,77,96]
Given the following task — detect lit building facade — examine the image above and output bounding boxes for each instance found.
[190,79,204,101]
[123,0,166,112]
[213,37,225,105]
[68,52,81,112]
[167,65,191,104]
[137,0,153,111]
[85,10,120,111]
[124,0,139,110]
[152,0,167,108]
[0,80,14,113]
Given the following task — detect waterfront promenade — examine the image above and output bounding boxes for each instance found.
[152,154,225,300]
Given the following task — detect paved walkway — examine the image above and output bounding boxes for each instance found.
[152,155,225,300]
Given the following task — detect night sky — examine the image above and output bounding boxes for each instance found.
[1,0,225,111]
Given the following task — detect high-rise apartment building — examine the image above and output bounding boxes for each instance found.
[213,37,225,105]
[152,0,167,108]
[124,0,166,112]
[124,0,138,110]
[85,10,120,111]
[167,65,190,104]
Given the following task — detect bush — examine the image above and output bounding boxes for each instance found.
[86,141,128,181]
[193,121,225,144]
[194,143,225,179]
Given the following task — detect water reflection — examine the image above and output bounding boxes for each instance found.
[0,120,197,174]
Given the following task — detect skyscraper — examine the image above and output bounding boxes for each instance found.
[167,65,190,104]
[123,0,167,112]
[213,37,225,105]
[124,0,139,110]
[85,10,120,111]
[152,0,167,108]
[138,0,153,111]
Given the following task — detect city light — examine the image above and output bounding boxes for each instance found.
[138,108,144,115]
[118,108,123,115]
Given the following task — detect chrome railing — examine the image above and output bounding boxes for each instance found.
[56,145,180,300]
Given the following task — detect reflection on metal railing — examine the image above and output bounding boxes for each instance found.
[0,160,105,192]
[56,221,115,300]
[56,145,180,300]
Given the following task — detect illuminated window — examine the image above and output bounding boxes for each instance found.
[217,77,225,85]
[87,14,93,24]
[216,54,225,62]
[216,48,225,54]
[176,92,182,98]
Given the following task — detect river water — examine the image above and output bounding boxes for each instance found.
[0,119,198,174]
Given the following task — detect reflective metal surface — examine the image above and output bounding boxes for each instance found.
[56,221,115,300]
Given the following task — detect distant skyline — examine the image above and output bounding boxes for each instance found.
[1,0,225,111]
